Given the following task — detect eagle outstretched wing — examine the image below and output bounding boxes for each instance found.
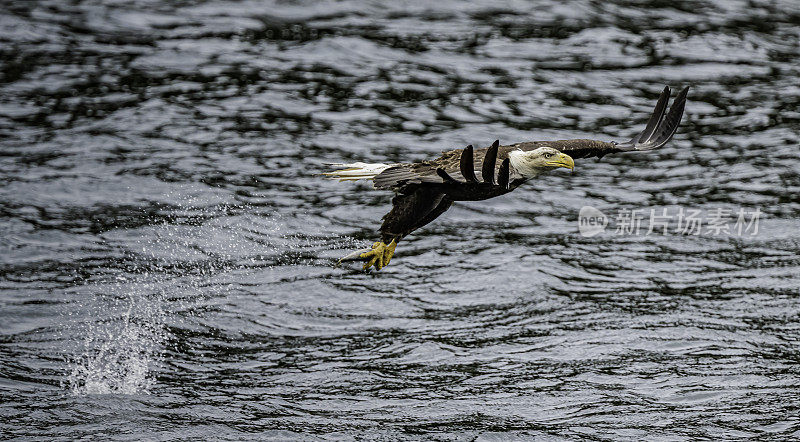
[373,86,688,191]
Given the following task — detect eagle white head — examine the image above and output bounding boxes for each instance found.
[507,147,575,178]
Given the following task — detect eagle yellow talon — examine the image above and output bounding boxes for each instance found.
[359,240,397,271]
[383,240,397,267]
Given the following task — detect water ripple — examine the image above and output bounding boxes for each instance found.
[2,0,800,439]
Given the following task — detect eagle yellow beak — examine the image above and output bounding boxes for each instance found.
[545,153,575,170]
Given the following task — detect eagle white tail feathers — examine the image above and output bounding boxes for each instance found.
[323,162,392,182]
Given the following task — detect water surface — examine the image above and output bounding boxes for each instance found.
[2,0,800,439]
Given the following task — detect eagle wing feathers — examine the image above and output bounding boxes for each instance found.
[373,86,688,191]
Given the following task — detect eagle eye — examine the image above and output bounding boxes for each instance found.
[544,153,553,158]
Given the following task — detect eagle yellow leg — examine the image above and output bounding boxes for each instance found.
[360,240,397,271]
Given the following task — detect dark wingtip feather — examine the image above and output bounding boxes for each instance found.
[617,85,689,151]
[436,168,459,183]
[647,85,688,148]
[482,140,499,184]
[460,145,479,183]
[632,85,670,145]
[498,158,510,189]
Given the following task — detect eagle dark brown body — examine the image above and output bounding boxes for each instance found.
[328,86,689,270]
[375,140,618,243]
[374,139,618,193]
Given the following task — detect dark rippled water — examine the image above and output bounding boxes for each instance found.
[2,0,800,439]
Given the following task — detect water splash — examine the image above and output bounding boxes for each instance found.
[65,277,167,395]
[63,192,356,395]
[67,310,158,395]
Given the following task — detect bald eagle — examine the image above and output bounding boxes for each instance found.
[326,86,689,271]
